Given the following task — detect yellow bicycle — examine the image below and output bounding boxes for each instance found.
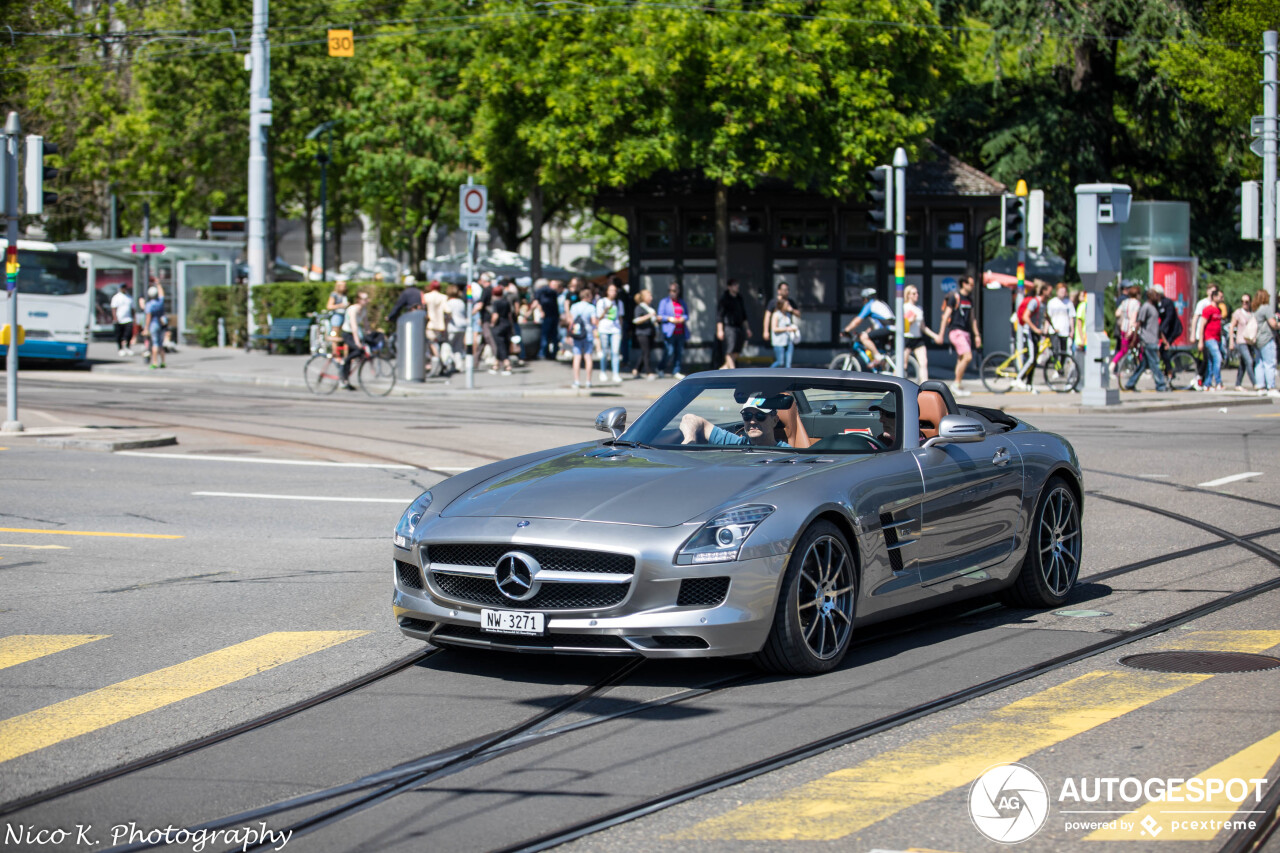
[981,335,1080,393]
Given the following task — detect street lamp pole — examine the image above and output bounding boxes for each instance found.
[306,121,337,283]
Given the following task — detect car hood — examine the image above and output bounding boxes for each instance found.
[438,445,859,527]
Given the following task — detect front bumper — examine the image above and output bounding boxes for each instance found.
[391,515,787,658]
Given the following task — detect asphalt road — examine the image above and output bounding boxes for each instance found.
[1,371,1278,853]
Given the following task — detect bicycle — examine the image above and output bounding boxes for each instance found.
[981,335,1080,393]
[1115,343,1197,390]
[829,333,923,383]
[303,331,397,397]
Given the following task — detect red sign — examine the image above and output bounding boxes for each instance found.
[1151,259,1195,347]
[130,243,166,254]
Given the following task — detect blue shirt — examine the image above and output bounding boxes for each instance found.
[857,299,894,330]
[707,425,791,448]
[145,297,165,323]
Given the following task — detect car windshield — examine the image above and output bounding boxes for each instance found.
[623,377,903,454]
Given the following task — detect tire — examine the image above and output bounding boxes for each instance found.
[1042,353,1080,393]
[304,354,340,395]
[1168,350,1198,388]
[359,354,397,397]
[756,520,857,675]
[828,353,855,372]
[1001,477,1081,609]
[981,351,1015,394]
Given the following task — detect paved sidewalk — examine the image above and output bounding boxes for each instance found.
[61,341,1279,413]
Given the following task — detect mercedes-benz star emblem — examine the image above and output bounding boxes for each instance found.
[495,551,541,601]
[517,520,530,528]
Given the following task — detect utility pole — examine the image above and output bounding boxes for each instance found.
[246,0,272,338]
[3,112,22,433]
[1263,30,1277,304]
[892,147,907,378]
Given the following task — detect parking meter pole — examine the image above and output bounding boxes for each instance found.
[1076,183,1130,407]
[464,225,475,390]
[3,112,23,433]
[893,148,907,378]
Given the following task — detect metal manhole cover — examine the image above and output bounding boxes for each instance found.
[1119,651,1280,674]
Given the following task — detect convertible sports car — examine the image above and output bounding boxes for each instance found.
[393,370,1082,674]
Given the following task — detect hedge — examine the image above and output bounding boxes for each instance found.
[189,281,405,350]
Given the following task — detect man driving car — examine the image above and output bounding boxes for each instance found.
[680,396,792,448]
[869,394,897,448]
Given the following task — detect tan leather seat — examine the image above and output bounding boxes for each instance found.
[918,390,947,440]
[775,398,816,448]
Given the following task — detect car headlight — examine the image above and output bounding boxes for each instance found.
[678,504,775,564]
[394,492,433,548]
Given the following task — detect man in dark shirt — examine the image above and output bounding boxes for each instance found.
[1153,283,1181,380]
[716,278,752,369]
[387,276,424,325]
[533,278,561,360]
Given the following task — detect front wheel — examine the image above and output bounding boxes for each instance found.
[304,354,340,395]
[358,354,397,397]
[756,521,857,675]
[828,353,855,372]
[903,354,924,383]
[1043,353,1081,392]
[1001,477,1081,609]
[981,351,1015,394]
[1168,350,1198,389]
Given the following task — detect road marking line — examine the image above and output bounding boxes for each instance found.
[0,631,366,763]
[192,491,410,504]
[671,631,1279,842]
[1156,630,1280,652]
[1087,729,1280,840]
[0,527,182,540]
[0,635,109,671]
[117,451,416,469]
[0,543,70,550]
[1197,472,1263,488]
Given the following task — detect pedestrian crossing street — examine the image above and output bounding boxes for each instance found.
[0,631,367,765]
[672,630,1280,844]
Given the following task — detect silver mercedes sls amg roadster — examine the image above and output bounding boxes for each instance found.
[392,370,1082,674]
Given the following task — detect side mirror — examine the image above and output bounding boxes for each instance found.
[922,414,986,448]
[595,407,627,440]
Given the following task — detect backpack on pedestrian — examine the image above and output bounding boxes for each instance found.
[571,314,588,341]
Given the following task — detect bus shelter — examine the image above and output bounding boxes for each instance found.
[58,239,242,340]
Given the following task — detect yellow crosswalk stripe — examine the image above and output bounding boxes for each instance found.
[1087,729,1280,841]
[0,635,109,671]
[0,527,183,539]
[672,630,1280,842]
[0,631,366,764]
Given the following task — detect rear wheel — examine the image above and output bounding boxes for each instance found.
[358,354,397,397]
[303,354,340,394]
[981,351,1015,394]
[903,354,924,383]
[1001,477,1081,608]
[1168,349,1198,389]
[756,521,857,675]
[1043,352,1080,392]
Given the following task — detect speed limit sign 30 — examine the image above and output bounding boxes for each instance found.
[459,184,488,232]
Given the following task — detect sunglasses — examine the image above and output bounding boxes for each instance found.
[742,410,771,423]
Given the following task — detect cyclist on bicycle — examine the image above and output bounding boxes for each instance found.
[340,291,372,391]
[843,287,895,369]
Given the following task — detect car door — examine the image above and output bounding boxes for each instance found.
[912,434,1022,587]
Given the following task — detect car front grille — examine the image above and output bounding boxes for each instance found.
[425,543,635,575]
[431,571,629,610]
[395,560,424,590]
[431,624,634,651]
[676,577,730,607]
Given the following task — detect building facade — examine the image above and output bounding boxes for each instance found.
[598,144,1007,364]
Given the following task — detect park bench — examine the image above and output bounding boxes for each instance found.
[251,317,312,354]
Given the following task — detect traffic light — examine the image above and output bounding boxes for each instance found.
[866,166,892,232]
[1238,181,1260,241]
[1001,194,1024,247]
[23,135,58,215]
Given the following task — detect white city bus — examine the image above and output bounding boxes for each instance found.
[0,240,93,361]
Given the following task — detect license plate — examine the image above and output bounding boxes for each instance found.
[480,609,545,636]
